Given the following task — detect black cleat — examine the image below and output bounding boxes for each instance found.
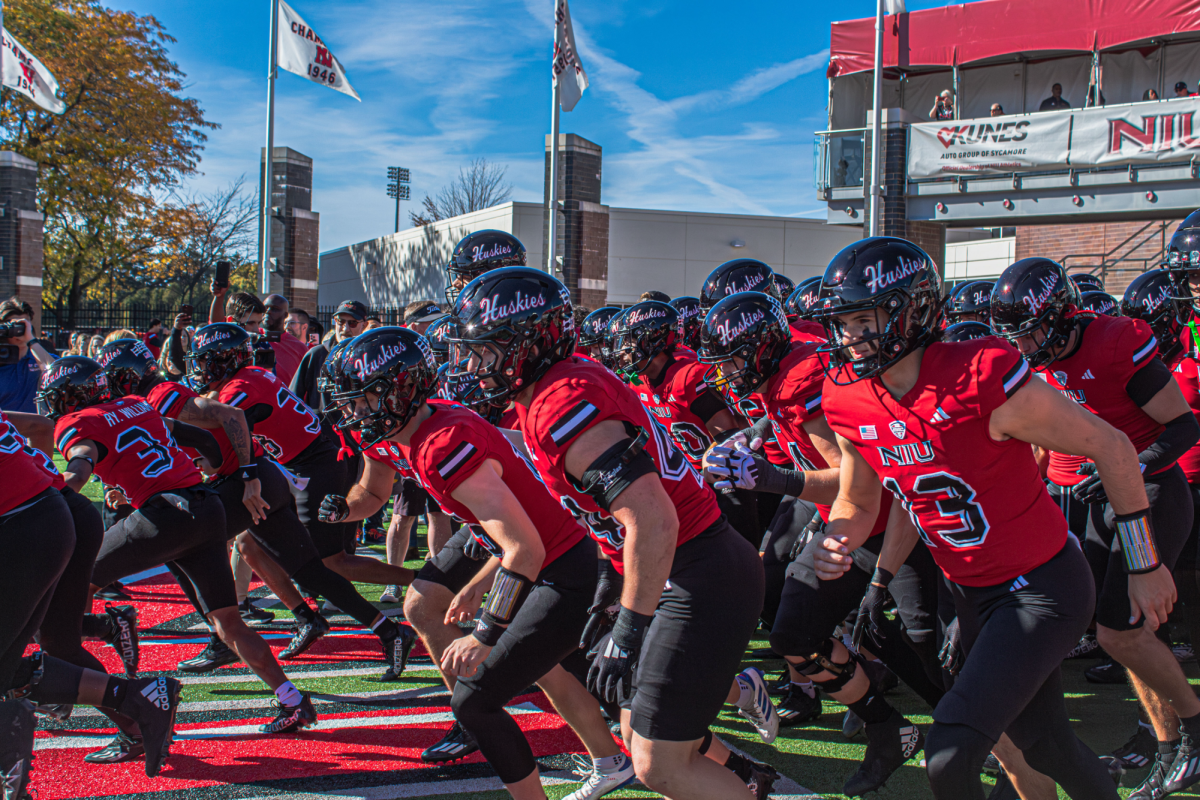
[239,600,276,627]
[1129,747,1176,799]
[118,676,182,778]
[1164,730,1200,793]
[768,670,791,697]
[101,604,140,677]
[260,692,318,734]
[279,614,330,660]
[0,699,35,800]
[743,757,780,800]
[421,721,479,763]
[96,582,131,601]
[1106,724,1157,771]
[1066,632,1102,659]
[1085,657,1126,684]
[83,731,145,764]
[776,683,822,727]
[842,710,924,797]
[32,703,73,722]
[380,625,417,681]
[178,637,240,672]
[981,752,1001,775]
[987,769,1021,800]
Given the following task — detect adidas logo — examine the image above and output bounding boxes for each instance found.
[929,407,950,424]
[899,725,921,757]
[1169,756,1200,783]
[1010,576,1029,592]
[141,677,172,710]
[1082,369,1096,379]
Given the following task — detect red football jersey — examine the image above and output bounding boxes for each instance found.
[823,339,1067,587]
[518,357,723,573]
[218,367,322,464]
[0,410,63,514]
[1173,350,1200,484]
[789,319,825,344]
[1038,315,1163,486]
[739,393,791,467]
[628,350,724,469]
[147,381,264,477]
[55,397,201,509]
[498,405,521,430]
[365,401,584,567]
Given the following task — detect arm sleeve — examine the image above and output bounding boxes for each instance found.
[688,386,729,425]
[170,421,224,470]
[1138,412,1200,475]
[1125,359,1174,407]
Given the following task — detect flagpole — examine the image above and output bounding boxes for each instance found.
[259,0,280,295]
[867,0,885,238]
[547,78,560,277]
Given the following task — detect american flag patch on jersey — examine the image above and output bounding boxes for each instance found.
[435,442,477,480]
[1001,358,1031,398]
[549,400,599,446]
[859,425,877,440]
[155,390,183,416]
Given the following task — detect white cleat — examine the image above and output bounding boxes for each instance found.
[735,667,779,744]
[563,753,638,800]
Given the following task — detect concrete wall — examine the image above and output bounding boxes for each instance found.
[945,237,1016,282]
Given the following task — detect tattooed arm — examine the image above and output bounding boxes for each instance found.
[178,395,269,524]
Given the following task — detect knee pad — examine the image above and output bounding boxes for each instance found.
[450,679,503,725]
[792,639,859,694]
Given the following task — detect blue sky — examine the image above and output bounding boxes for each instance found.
[123,0,953,251]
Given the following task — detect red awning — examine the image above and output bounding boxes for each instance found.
[828,0,1200,77]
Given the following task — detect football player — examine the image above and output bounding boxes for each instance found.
[993,258,1200,799]
[578,308,621,365]
[1080,290,1120,316]
[698,258,781,312]
[444,229,527,304]
[668,296,703,351]
[784,277,827,343]
[814,236,1146,799]
[320,326,637,800]
[36,357,310,738]
[944,280,994,325]
[450,267,773,800]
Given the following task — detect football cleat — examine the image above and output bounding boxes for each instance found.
[178,637,240,672]
[82,731,145,764]
[563,753,637,800]
[260,693,318,734]
[381,626,417,681]
[32,704,72,722]
[118,676,182,778]
[0,699,35,800]
[1128,748,1175,799]
[96,582,131,601]
[379,585,400,604]
[987,770,1021,800]
[741,756,781,800]
[1173,642,1196,663]
[981,752,1001,774]
[421,721,479,763]
[239,600,276,627]
[101,604,140,677]
[1066,632,1102,659]
[1107,724,1157,771]
[1085,657,1126,684]
[776,683,822,727]
[842,710,924,797]
[768,669,791,697]
[279,614,330,659]
[734,668,779,744]
[1164,730,1200,793]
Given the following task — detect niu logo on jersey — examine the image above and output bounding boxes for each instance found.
[878,440,935,467]
[1109,112,1200,156]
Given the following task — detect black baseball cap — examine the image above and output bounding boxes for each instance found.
[334,300,367,321]
[1178,81,1190,92]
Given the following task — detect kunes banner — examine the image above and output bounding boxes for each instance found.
[908,97,1200,178]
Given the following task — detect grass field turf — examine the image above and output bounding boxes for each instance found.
[52,473,1200,797]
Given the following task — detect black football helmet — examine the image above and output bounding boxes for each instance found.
[612,301,678,380]
[96,338,161,398]
[785,277,824,322]
[811,237,943,383]
[990,258,1081,368]
[943,321,996,343]
[424,315,454,366]
[698,292,791,399]
[578,307,621,366]
[1166,210,1200,305]
[772,273,796,301]
[445,230,527,305]
[318,337,360,429]
[699,258,780,311]
[603,310,627,372]
[1070,273,1105,293]
[187,323,254,391]
[1120,269,1188,363]
[36,357,109,419]
[669,296,703,349]
[1079,290,1119,317]
[334,327,439,447]
[449,266,575,407]
[945,280,994,324]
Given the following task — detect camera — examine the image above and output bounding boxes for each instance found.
[0,320,26,340]
[0,344,17,365]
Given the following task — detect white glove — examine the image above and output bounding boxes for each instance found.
[702,441,761,491]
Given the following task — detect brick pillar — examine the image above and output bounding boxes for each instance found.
[0,153,43,332]
[544,134,604,304]
[259,147,317,305]
[906,221,946,274]
[879,125,908,238]
[287,208,320,312]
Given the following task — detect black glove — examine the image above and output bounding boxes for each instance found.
[318,494,349,523]
[462,528,490,561]
[851,567,894,650]
[1070,462,1108,505]
[940,617,964,676]
[790,515,826,562]
[581,560,623,652]
[587,606,652,704]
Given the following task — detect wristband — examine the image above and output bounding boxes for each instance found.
[612,605,654,650]
[869,566,895,589]
[473,566,535,646]
[238,463,259,482]
[1115,509,1161,574]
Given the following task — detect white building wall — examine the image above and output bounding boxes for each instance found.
[944,237,1016,282]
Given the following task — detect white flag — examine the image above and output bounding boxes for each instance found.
[1,29,65,114]
[553,0,588,112]
[884,0,906,14]
[276,0,360,101]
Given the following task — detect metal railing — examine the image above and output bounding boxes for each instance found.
[814,128,867,194]
[1062,221,1170,289]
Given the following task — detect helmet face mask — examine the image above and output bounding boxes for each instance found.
[187,323,253,392]
[1166,215,1200,308]
[96,338,160,398]
[668,296,703,349]
[698,292,790,400]
[612,301,677,380]
[334,327,438,447]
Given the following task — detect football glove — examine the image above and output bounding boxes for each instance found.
[851,567,894,651]
[587,606,652,704]
[462,527,491,561]
[318,494,350,523]
[1070,462,1108,505]
[939,617,964,676]
[581,560,623,652]
[703,441,761,491]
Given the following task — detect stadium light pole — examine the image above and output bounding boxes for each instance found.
[387,167,410,234]
[868,0,885,237]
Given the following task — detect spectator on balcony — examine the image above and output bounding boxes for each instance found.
[1085,85,1106,107]
[1143,88,1160,101]
[1039,83,1071,111]
[990,103,1004,116]
[1176,81,1194,98]
[929,89,955,120]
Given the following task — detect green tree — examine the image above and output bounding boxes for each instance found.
[0,0,214,326]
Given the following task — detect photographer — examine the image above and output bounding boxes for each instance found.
[929,89,955,120]
[0,297,56,412]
